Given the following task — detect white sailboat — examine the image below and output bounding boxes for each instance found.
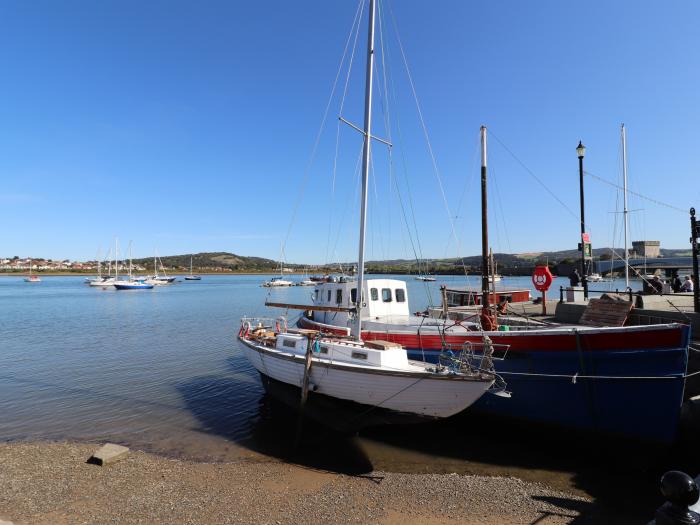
[239,0,495,419]
[88,247,116,287]
[23,258,41,282]
[144,251,176,285]
[184,255,201,280]
[261,247,294,287]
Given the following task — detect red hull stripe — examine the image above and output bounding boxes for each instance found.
[298,317,683,352]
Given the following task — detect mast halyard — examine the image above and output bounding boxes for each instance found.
[621,123,630,290]
[352,0,376,341]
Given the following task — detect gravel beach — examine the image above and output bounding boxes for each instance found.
[0,441,596,524]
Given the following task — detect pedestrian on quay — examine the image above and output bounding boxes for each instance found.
[680,275,694,292]
[672,275,683,293]
[650,275,664,294]
[569,268,581,287]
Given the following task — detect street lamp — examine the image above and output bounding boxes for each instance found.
[577,141,588,300]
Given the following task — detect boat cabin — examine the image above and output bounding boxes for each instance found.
[274,332,410,369]
[311,277,410,325]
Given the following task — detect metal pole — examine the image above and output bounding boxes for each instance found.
[578,144,588,300]
[691,207,700,313]
[352,0,376,341]
[621,124,630,289]
[481,126,490,312]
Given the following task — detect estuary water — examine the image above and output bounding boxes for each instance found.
[0,273,669,517]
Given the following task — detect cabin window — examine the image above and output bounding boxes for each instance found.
[282,339,297,349]
[336,289,343,304]
[351,351,368,360]
[382,288,392,302]
[370,288,378,301]
[327,290,331,302]
[319,345,329,354]
[351,288,357,303]
[313,290,318,301]
[395,289,406,302]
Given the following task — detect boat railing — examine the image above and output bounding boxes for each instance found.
[439,341,511,374]
[558,285,691,304]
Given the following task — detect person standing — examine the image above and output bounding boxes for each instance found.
[672,275,682,293]
[569,268,581,287]
[681,275,694,292]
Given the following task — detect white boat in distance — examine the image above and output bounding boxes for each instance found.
[239,0,497,420]
[184,255,201,280]
[24,258,41,282]
[262,277,294,287]
[415,275,436,282]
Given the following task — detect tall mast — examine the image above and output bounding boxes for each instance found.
[621,124,629,289]
[115,238,119,280]
[480,126,490,314]
[352,0,376,341]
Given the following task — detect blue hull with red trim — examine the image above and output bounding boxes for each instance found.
[298,316,692,443]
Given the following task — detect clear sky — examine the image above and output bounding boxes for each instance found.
[1,0,699,263]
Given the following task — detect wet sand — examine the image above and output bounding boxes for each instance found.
[0,441,594,525]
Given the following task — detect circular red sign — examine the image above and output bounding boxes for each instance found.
[532,265,553,292]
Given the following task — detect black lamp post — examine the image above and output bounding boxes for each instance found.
[577,141,589,300]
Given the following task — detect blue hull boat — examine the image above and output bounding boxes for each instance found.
[114,282,154,290]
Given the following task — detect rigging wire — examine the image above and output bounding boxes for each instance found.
[324,0,367,265]
[386,1,470,281]
[487,128,581,224]
[584,169,687,214]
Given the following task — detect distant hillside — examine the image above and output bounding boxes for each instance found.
[128,247,693,274]
[132,252,286,271]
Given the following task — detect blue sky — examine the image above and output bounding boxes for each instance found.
[1,0,698,263]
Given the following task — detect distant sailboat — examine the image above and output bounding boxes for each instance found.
[88,247,116,287]
[184,255,201,280]
[23,258,41,282]
[144,252,175,286]
[114,242,153,290]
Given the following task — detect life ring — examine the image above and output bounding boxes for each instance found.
[276,316,288,333]
[239,321,251,338]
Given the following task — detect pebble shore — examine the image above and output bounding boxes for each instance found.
[0,441,593,524]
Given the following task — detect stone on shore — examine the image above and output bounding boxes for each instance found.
[88,443,129,466]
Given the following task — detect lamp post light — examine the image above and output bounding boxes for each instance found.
[577,141,589,300]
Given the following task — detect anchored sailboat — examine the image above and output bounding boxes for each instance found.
[239,0,496,419]
[23,258,41,282]
[184,255,201,280]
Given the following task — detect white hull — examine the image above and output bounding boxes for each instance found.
[89,278,115,287]
[239,337,492,418]
[262,280,294,287]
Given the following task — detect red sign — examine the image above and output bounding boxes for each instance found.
[532,265,554,292]
[582,232,590,243]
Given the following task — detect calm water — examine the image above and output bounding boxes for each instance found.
[0,273,672,519]
[0,272,640,457]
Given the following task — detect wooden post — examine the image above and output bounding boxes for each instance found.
[542,289,547,316]
[440,285,449,319]
[294,334,315,450]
